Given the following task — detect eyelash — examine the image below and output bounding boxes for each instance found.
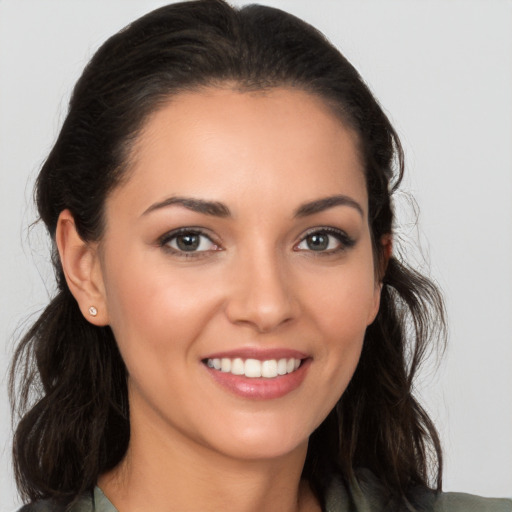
[158,228,220,258]
[294,227,356,255]
[157,226,355,258]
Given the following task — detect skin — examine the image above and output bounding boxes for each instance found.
[57,87,385,512]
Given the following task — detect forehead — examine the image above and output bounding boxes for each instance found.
[110,87,367,219]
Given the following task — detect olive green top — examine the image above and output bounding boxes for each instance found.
[18,472,512,512]
[326,469,512,511]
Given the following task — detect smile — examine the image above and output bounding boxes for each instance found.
[206,357,302,378]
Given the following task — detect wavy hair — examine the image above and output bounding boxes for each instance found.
[10,0,446,508]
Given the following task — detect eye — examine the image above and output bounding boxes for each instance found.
[160,229,219,254]
[295,228,355,253]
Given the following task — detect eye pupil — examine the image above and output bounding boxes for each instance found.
[177,233,200,251]
[307,233,328,251]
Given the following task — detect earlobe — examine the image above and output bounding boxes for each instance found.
[55,210,109,326]
[368,283,383,326]
[368,234,393,325]
[382,234,393,268]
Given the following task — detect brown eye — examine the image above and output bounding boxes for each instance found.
[307,233,329,251]
[296,228,355,253]
[176,233,201,251]
[161,230,218,253]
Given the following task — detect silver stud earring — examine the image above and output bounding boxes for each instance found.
[88,306,98,317]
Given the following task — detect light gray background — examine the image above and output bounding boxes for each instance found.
[1,0,511,509]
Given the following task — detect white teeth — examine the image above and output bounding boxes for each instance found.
[206,357,302,379]
[244,359,261,378]
[261,359,278,378]
[231,358,244,375]
[277,358,287,375]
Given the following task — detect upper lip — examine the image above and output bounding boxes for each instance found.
[202,347,309,361]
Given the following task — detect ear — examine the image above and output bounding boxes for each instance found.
[379,234,393,279]
[368,234,393,325]
[55,209,109,326]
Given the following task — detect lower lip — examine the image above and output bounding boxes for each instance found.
[204,359,311,400]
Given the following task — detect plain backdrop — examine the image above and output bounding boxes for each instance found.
[1,0,511,509]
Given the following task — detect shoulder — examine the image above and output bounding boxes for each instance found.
[325,469,512,512]
[17,503,62,512]
[16,487,116,512]
[432,491,512,512]
[17,496,90,512]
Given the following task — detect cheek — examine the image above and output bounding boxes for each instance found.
[102,255,221,362]
[309,265,378,334]
[303,257,378,384]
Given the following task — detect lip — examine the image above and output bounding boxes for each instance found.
[203,355,311,400]
[202,347,308,361]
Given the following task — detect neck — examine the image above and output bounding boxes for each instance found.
[98,398,320,512]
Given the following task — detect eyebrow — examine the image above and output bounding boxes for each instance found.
[294,195,364,218]
[142,196,231,217]
[141,194,363,219]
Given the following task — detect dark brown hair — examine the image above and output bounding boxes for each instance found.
[10,0,446,508]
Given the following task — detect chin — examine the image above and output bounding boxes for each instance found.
[201,418,312,462]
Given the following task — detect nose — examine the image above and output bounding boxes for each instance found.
[225,247,298,333]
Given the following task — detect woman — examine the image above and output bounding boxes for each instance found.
[9,1,511,511]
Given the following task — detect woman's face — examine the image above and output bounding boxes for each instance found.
[97,87,381,462]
